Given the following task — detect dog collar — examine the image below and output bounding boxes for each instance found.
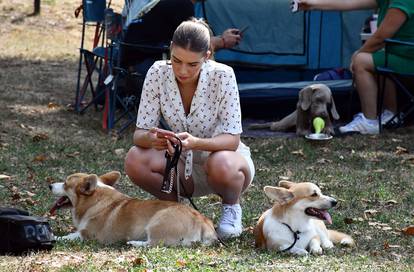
[281,223,301,252]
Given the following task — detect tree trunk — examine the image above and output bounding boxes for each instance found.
[34,0,40,15]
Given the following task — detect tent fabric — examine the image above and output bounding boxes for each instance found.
[195,0,372,69]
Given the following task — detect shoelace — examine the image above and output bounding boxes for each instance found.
[220,207,240,226]
[344,113,364,128]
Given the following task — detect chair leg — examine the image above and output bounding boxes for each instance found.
[377,75,386,133]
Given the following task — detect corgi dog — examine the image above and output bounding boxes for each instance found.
[254,181,354,255]
[49,171,217,247]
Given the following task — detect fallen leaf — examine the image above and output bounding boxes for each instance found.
[278,176,290,180]
[401,225,414,235]
[364,209,378,218]
[0,174,11,180]
[33,154,47,162]
[32,133,49,142]
[291,149,305,157]
[344,218,354,224]
[66,151,80,158]
[395,146,408,155]
[114,148,125,156]
[385,199,398,205]
[48,102,59,108]
[317,158,331,164]
[132,257,146,266]
[176,259,187,267]
[373,168,385,173]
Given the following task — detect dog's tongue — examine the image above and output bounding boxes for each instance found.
[320,210,332,225]
[49,196,69,215]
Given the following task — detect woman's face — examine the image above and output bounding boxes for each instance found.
[170,45,209,85]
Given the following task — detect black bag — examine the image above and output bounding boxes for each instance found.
[0,207,55,255]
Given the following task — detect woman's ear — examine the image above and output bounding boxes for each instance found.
[205,50,212,60]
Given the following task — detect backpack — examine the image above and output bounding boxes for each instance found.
[313,68,352,81]
[0,207,55,255]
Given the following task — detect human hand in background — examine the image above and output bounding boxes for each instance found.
[291,0,313,12]
[221,28,243,48]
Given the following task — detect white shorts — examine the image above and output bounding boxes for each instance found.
[188,142,255,197]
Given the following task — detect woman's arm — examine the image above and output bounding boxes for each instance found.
[175,132,240,152]
[298,0,377,11]
[359,8,408,53]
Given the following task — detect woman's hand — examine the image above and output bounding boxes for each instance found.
[148,127,176,151]
[175,132,199,151]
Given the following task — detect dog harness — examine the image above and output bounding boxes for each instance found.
[281,223,301,252]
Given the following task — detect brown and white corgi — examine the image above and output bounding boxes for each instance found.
[254,181,354,255]
[49,171,217,247]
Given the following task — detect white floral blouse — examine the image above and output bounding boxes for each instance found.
[136,60,243,178]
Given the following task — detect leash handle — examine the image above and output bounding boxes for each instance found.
[161,137,181,194]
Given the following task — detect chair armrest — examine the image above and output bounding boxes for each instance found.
[384,38,414,47]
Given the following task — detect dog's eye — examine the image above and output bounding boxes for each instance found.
[311,192,318,197]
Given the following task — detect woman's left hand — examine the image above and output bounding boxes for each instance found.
[175,132,199,151]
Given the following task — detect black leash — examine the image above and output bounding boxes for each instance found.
[161,136,198,210]
[281,223,301,252]
[160,136,227,247]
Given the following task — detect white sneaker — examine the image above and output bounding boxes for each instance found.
[381,110,399,125]
[339,113,379,134]
[216,204,242,239]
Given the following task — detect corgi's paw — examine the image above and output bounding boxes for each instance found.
[321,240,334,249]
[127,240,149,247]
[309,245,323,255]
[57,232,82,241]
[340,237,355,247]
[289,247,309,256]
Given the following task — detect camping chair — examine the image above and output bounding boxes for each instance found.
[74,0,111,114]
[105,11,169,134]
[376,39,414,133]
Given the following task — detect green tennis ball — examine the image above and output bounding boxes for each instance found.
[313,117,325,134]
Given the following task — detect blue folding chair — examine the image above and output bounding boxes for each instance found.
[105,9,170,134]
[74,0,108,114]
[376,39,414,132]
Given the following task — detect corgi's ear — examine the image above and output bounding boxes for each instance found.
[79,174,98,195]
[264,186,294,204]
[99,171,121,186]
[278,180,295,189]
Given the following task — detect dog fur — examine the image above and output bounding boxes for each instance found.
[254,181,354,255]
[49,171,217,247]
[249,84,340,136]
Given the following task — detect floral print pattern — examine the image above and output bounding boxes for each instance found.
[136,60,243,178]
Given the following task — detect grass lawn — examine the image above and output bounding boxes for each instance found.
[0,0,413,271]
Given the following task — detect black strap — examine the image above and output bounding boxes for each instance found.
[160,136,199,210]
[281,223,301,252]
[160,137,182,193]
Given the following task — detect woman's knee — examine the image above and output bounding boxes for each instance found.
[124,146,154,179]
[206,152,246,186]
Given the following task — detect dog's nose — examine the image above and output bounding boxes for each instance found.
[48,184,52,190]
[331,199,337,207]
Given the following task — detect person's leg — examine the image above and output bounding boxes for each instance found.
[351,52,378,119]
[340,52,384,134]
[124,146,194,201]
[204,150,252,238]
[205,151,251,204]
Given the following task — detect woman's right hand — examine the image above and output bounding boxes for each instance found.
[148,127,175,151]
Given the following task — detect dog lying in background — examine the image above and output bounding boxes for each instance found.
[249,84,339,136]
[49,171,217,246]
[254,181,354,255]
